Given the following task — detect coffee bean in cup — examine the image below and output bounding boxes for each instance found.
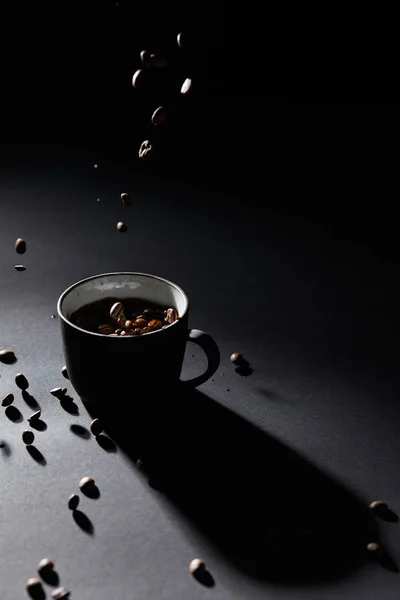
[69,297,179,336]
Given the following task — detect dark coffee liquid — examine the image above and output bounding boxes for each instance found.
[69,297,177,334]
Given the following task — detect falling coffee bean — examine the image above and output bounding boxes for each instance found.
[110,302,124,320]
[181,78,192,95]
[1,392,14,407]
[132,68,144,88]
[90,418,103,436]
[68,494,80,510]
[121,192,131,207]
[230,352,243,364]
[117,314,127,327]
[369,500,388,512]
[138,140,153,160]
[15,373,29,390]
[117,221,127,232]
[26,578,43,595]
[37,558,54,574]
[52,588,70,599]
[61,366,69,379]
[79,476,95,493]
[0,348,16,363]
[28,410,41,423]
[15,237,26,254]
[367,542,382,554]
[15,264,27,271]
[189,558,206,575]
[98,324,115,335]
[22,430,35,445]
[151,106,167,126]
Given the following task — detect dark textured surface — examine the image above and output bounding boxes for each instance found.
[1,5,399,600]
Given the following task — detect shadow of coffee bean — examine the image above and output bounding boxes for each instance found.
[374,505,399,523]
[60,397,79,415]
[5,405,23,422]
[81,484,100,500]
[193,569,215,587]
[235,364,253,376]
[22,390,40,409]
[26,445,47,465]
[0,440,11,456]
[72,509,94,534]
[30,419,47,432]
[70,424,90,439]
[95,434,117,453]
[378,551,399,573]
[40,569,60,586]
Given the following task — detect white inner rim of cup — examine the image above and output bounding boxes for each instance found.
[57,272,188,335]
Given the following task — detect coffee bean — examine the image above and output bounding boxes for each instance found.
[79,476,95,492]
[37,558,54,574]
[369,500,388,511]
[90,418,103,436]
[148,319,163,330]
[189,558,206,575]
[22,430,35,445]
[230,352,242,364]
[15,264,27,271]
[148,53,167,68]
[165,308,178,324]
[140,50,151,66]
[15,373,29,390]
[28,410,41,423]
[115,328,123,335]
[151,106,167,126]
[138,140,153,160]
[15,237,26,254]
[117,314,127,327]
[136,458,145,470]
[125,320,134,329]
[51,387,66,398]
[26,578,43,594]
[134,328,142,335]
[109,333,119,336]
[98,323,115,335]
[367,542,382,554]
[135,314,147,321]
[117,221,127,232]
[120,330,127,336]
[132,68,144,88]
[0,348,16,363]
[134,318,148,328]
[181,78,192,95]
[141,326,153,334]
[124,329,136,335]
[1,392,14,407]
[68,494,80,510]
[61,365,69,379]
[52,588,70,599]
[177,32,184,47]
[110,302,124,320]
[121,192,131,207]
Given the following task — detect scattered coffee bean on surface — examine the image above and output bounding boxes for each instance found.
[15,373,29,390]
[230,352,242,364]
[132,68,144,88]
[189,558,206,575]
[28,410,41,422]
[151,106,167,126]
[15,238,27,254]
[165,308,178,324]
[1,392,14,407]
[367,542,382,553]
[15,264,27,271]
[52,588,70,599]
[369,500,388,511]
[37,558,54,574]
[26,578,43,594]
[22,430,35,445]
[181,78,192,95]
[61,366,69,379]
[138,140,153,160]
[110,302,124,320]
[68,494,80,510]
[51,387,65,398]
[90,418,103,436]
[121,192,131,207]
[79,476,95,492]
[117,221,127,232]
[98,324,115,335]
[0,348,16,363]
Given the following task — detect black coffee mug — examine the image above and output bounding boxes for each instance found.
[57,272,220,408]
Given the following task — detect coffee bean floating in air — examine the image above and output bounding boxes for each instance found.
[68,494,80,510]
[110,302,124,320]
[0,348,16,363]
[22,430,35,445]
[1,392,14,407]
[90,418,103,436]
[26,578,43,594]
[151,106,167,126]
[367,542,382,554]
[15,264,27,271]
[181,78,192,95]
[15,373,29,390]
[52,588,70,599]
[121,192,131,207]
[132,68,144,88]
[15,237,26,254]
[117,221,127,232]
[61,365,69,379]
[138,140,153,160]
[189,558,206,575]
[79,476,95,493]
[37,558,54,575]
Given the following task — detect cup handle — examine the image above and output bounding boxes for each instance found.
[181,328,220,387]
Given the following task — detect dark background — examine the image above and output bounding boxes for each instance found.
[1,2,400,599]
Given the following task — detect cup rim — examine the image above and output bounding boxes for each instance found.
[57,271,188,338]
